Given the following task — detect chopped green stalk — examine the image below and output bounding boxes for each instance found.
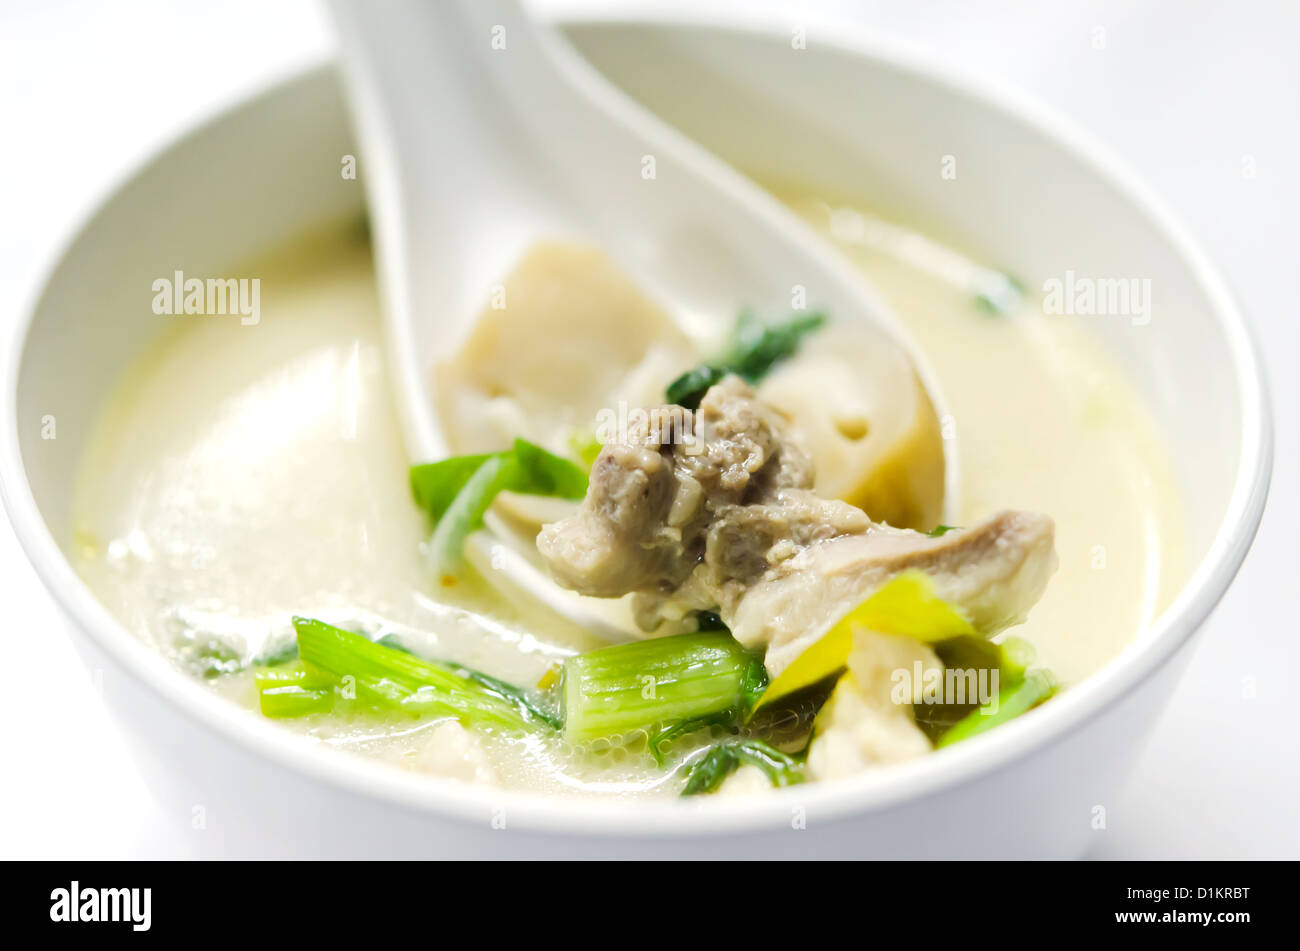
[410,453,495,520]
[926,524,961,537]
[259,684,334,718]
[936,669,1056,748]
[292,617,542,732]
[254,665,324,689]
[681,739,804,796]
[413,439,588,571]
[426,453,517,571]
[666,311,826,410]
[562,631,762,742]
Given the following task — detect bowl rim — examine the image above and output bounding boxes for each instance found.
[0,9,1274,837]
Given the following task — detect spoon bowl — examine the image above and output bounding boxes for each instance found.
[326,0,957,637]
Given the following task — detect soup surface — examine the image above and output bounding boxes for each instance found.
[71,194,1185,798]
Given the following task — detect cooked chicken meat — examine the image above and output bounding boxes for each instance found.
[538,378,1057,674]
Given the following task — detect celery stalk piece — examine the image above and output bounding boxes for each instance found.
[563,631,762,742]
[292,617,542,732]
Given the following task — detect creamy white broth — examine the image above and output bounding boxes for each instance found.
[71,198,1184,797]
[780,193,1184,682]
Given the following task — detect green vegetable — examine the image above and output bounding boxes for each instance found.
[511,438,589,498]
[666,366,728,409]
[912,635,1046,742]
[973,271,1025,316]
[666,311,826,410]
[444,661,563,730]
[936,668,1056,747]
[681,739,804,795]
[426,453,518,571]
[926,524,961,537]
[567,430,604,470]
[412,438,588,570]
[258,684,334,718]
[562,631,763,742]
[646,713,733,767]
[409,453,495,520]
[933,634,1033,684]
[287,617,548,732]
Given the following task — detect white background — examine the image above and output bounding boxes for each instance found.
[0,0,1295,858]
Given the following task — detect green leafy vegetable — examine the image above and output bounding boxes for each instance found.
[926,524,961,537]
[264,617,552,732]
[666,366,729,409]
[912,634,1054,744]
[681,739,804,796]
[562,631,763,742]
[412,438,588,571]
[444,661,563,730]
[511,438,589,498]
[646,713,734,767]
[409,453,495,521]
[666,311,826,410]
[936,669,1056,747]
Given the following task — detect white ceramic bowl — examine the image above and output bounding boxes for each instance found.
[0,13,1271,858]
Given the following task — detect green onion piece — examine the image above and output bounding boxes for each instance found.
[666,311,826,410]
[410,453,495,520]
[681,739,804,796]
[936,669,1056,748]
[258,684,334,718]
[413,438,589,571]
[292,617,542,732]
[562,631,762,742]
[926,524,961,537]
[426,453,518,571]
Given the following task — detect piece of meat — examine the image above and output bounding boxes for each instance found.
[537,376,816,597]
[537,378,1056,672]
[730,511,1057,674]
